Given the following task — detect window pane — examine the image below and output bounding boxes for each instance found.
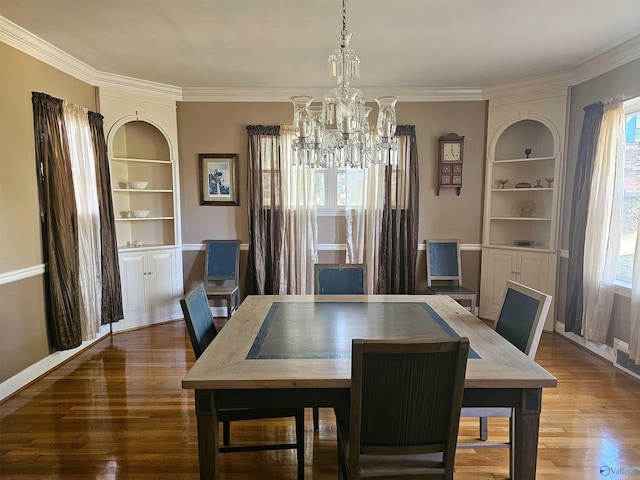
[616,113,640,283]
[337,171,346,206]
[314,170,326,207]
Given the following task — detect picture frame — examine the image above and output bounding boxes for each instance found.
[199,153,239,206]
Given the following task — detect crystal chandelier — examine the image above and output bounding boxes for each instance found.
[291,0,398,169]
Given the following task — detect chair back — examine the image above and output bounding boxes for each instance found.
[204,240,239,287]
[494,280,552,358]
[426,239,462,287]
[180,283,218,359]
[349,338,469,473]
[314,264,366,295]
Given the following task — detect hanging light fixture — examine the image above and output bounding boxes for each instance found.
[291,0,398,169]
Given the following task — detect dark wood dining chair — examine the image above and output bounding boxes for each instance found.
[180,283,305,479]
[203,239,240,321]
[336,338,470,480]
[459,280,551,477]
[312,263,367,431]
[425,239,477,315]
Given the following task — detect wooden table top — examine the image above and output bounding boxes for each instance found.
[182,294,557,391]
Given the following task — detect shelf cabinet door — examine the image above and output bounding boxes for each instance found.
[145,249,180,322]
[119,252,149,323]
[480,249,516,319]
[480,248,552,323]
[517,251,549,292]
[115,248,182,331]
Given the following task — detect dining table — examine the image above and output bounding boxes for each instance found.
[182,294,557,480]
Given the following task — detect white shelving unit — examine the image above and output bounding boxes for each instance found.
[480,93,568,329]
[100,88,183,331]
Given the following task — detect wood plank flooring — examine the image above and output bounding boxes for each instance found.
[1,320,640,479]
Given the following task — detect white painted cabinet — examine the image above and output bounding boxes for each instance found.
[480,247,554,325]
[114,247,182,332]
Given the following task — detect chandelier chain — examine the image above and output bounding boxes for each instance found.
[341,0,347,37]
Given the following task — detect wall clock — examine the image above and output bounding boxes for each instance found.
[437,133,465,195]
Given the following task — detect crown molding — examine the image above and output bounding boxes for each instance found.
[181,86,485,103]
[0,15,95,85]
[94,71,182,100]
[573,34,640,84]
[483,72,576,100]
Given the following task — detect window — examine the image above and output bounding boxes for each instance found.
[616,97,640,286]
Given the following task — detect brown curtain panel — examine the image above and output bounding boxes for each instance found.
[32,92,82,350]
[88,111,123,325]
[564,102,604,335]
[378,125,420,294]
[245,125,284,295]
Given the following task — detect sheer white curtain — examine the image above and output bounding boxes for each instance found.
[631,233,640,363]
[63,101,102,340]
[345,162,385,294]
[280,126,318,294]
[582,98,625,343]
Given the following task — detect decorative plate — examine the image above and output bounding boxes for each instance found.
[517,201,536,217]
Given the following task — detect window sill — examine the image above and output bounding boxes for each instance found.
[614,281,631,298]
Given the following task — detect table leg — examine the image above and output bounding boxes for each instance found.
[195,390,219,480]
[512,389,542,480]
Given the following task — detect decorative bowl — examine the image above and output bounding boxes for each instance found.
[129,210,150,218]
[128,181,149,190]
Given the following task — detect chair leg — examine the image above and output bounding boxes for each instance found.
[225,295,233,321]
[313,407,319,432]
[479,416,488,441]
[223,420,230,446]
[509,412,515,480]
[295,410,305,480]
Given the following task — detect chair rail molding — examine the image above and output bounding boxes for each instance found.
[0,264,46,286]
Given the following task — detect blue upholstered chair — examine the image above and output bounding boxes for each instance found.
[181,283,305,479]
[425,239,477,315]
[314,263,367,295]
[459,280,551,478]
[203,240,240,321]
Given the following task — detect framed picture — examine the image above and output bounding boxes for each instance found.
[199,153,239,206]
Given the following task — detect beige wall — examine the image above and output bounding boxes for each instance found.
[0,42,97,382]
[177,100,487,296]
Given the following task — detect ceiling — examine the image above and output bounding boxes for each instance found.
[2,0,640,96]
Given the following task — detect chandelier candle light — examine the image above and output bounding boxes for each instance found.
[291,0,398,169]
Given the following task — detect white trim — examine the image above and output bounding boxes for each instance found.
[483,72,576,100]
[573,34,640,85]
[182,243,482,252]
[554,321,615,362]
[0,324,111,404]
[0,16,95,85]
[0,264,45,286]
[181,86,485,103]
[559,249,569,259]
[95,71,182,100]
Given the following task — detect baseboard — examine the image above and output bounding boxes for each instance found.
[0,324,111,405]
[553,321,615,362]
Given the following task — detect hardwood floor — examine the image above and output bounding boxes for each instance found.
[1,320,640,479]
